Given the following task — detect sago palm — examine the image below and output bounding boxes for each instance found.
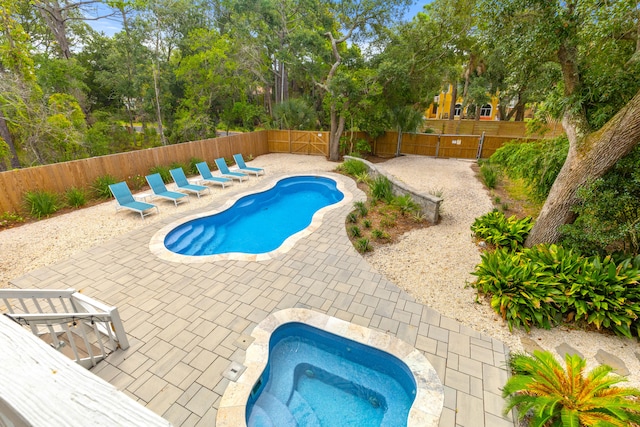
[503,350,640,427]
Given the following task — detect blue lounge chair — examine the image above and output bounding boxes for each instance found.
[215,158,247,182]
[195,162,231,188]
[233,154,265,177]
[170,167,210,198]
[145,173,189,206]
[108,182,158,220]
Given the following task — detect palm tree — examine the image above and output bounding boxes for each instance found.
[503,350,640,427]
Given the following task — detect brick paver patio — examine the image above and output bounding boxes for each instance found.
[11,172,515,427]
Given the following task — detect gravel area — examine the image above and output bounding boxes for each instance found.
[2,153,638,388]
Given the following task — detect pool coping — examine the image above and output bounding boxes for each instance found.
[149,173,353,263]
[216,308,445,427]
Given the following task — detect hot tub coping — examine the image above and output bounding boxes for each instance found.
[216,308,444,427]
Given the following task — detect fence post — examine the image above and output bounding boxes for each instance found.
[435,135,441,158]
[476,131,485,159]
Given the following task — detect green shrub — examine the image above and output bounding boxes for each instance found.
[65,187,87,208]
[369,175,393,203]
[471,211,533,251]
[392,194,419,216]
[349,225,362,238]
[127,174,146,191]
[354,201,368,217]
[24,190,60,219]
[355,238,372,253]
[362,219,372,228]
[471,244,640,336]
[339,159,368,176]
[479,162,498,189]
[149,165,171,183]
[490,136,568,202]
[188,157,205,175]
[560,144,640,257]
[504,351,640,427]
[371,229,390,240]
[347,212,358,223]
[92,174,119,199]
[0,211,25,228]
[169,161,189,174]
[353,172,370,184]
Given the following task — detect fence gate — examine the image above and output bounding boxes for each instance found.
[289,131,328,156]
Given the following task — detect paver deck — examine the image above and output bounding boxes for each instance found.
[11,172,515,427]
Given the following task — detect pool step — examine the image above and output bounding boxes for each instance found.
[247,405,274,427]
[249,391,296,427]
[288,390,321,427]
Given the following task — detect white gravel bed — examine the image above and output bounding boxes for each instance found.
[1,153,638,388]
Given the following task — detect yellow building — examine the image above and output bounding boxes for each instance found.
[425,84,500,121]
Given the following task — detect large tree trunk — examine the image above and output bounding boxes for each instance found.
[525,88,640,246]
[328,103,346,161]
[448,83,457,120]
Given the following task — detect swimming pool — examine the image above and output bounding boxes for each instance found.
[217,309,444,427]
[150,174,350,262]
[246,322,416,426]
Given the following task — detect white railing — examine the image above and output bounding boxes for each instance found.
[0,288,129,369]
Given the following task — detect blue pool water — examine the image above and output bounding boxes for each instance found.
[164,176,344,256]
[246,323,416,427]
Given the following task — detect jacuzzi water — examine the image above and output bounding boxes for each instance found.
[246,323,416,427]
[164,176,344,256]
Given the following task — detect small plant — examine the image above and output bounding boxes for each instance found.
[339,159,368,176]
[412,212,426,223]
[93,174,118,199]
[149,165,171,183]
[24,190,60,219]
[494,196,501,204]
[501,203,510,212]
[0,211,25,228]
[362,219,372,228]
[355,238,372,253]
[480,162,498,189]
[127,174,146,191]
[354,201,368,217]
[188,157,205,175]
[169,161,189,174]
[428,187,444,198]
[471,211,533,251]
[369,175,393,203]
[371,229,390,240]
[347,212,358,223]
[504,350,640,427]
[354,172,370,184]
[380,215,397,229]
[65,187,87,208]
[349,225,362,238]
[392,194,419,216]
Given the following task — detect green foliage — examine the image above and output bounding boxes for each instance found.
[24,190,60,219]
[355,238,372,253]
[93,174,118,199]
[504,351,640,427]
[471,244,640,336]
[353,172,370,184]
[362,219,372,228]
[273,98,317,130]
[149,165,171,183]
[127,175,146,191]
[479,162,498,189]
[339,159,368,176]
[391,194,419,216]
[0,211,25,229]
[369,175,394,203]
[347,212,358,223]
[490,136,568,202]
[188,157,205,176]
[65,187,86,208]
[371,229,390,240]
[561,145,640,257]
[349,225,362,238]
[354,201,368,217]
[471,211,533,251]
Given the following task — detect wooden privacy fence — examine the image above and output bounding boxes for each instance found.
[0,128,537,214]
[0,131,269,213]
[424,119,565,138]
